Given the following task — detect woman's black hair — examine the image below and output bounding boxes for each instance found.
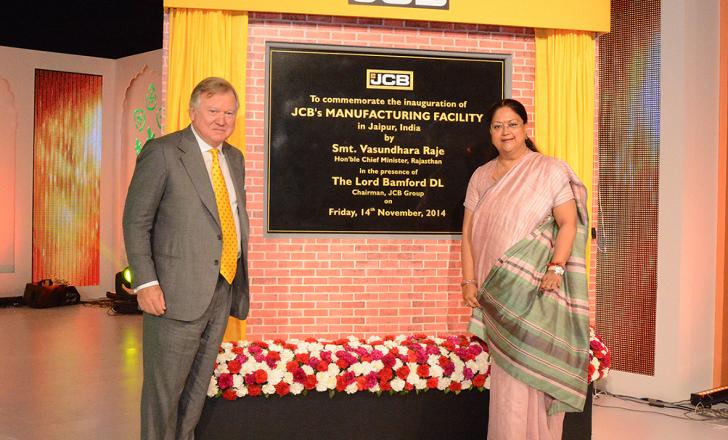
[485,98,538,152]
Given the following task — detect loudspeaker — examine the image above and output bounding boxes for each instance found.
[23,280,81,308]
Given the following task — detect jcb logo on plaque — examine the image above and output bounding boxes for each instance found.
[348,0,449,10]
[366,69,414,90]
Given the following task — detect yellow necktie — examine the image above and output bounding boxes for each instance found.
[209,148,238,283]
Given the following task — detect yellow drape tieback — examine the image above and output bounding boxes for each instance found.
[209,148,238,283]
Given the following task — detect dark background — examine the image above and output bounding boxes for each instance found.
[266,44,505,234]
[0,0,162,59]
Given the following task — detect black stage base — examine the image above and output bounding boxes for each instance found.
[197,385,592,440]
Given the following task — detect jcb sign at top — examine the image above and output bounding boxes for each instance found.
[349,0,449,10]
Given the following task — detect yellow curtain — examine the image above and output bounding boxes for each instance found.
[534,29,595,282]
[167,8,248,341]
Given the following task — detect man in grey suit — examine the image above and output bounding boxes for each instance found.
[123,77,250,440]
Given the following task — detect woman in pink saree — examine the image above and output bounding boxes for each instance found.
[461,99,590,440]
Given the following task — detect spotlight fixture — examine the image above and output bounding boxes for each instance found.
[110,266,141,314]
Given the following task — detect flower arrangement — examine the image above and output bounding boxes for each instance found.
[588,327,611,382]
[209,331,610,400]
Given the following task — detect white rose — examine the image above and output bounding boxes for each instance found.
[290,383,305,395]
[345,383,358,394]
[390,378,406,392]
[233,375,244,389]
[370,360,384,371]
[268,369,285,385]
[280,350,294,363]
[207,377,219,397]
[327,364,341,375]
[437,378,451,390]
[262,383,276,395]
[430,365,444,378]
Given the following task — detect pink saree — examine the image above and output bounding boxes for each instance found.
[464,151,587,440]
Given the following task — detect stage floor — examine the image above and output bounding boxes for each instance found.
[0,305,726,439]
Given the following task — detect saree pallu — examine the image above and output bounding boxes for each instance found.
[466,155,590,414]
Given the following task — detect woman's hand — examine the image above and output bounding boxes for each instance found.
[539,270,562,292]
[462,284,480,308]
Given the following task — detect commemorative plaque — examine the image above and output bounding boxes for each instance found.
[265,43,509,235]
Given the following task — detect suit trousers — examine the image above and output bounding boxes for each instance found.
[141,275,232,440]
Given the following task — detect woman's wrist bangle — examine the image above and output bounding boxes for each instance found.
[460,279,477,287]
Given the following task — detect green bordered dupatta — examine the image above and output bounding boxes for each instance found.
[473,176,590,414]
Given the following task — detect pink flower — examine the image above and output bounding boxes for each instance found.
[293,368,307,384]
[218,373,233,389]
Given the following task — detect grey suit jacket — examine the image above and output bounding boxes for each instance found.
[122,126,250,321]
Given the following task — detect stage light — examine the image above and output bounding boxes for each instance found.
[110,266,141,314]
[122,267,132,285]
[690,385,728,407]
[115,267,135,301]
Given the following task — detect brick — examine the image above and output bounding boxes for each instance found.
[241,14,537,338]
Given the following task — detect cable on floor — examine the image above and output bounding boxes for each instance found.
[593,389,728,423]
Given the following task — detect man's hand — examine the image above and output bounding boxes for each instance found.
[136,284,166,316]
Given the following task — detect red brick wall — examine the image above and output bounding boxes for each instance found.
[243,14,536,340]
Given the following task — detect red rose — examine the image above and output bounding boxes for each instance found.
[404,382,414,391]
[336,359,349,369]
[254,369,268,384]
[227,359,242,374]
[222,389,237,400]
[379,368,394,382]
[380,380,392,392]
[304,375,317,390]
[472,374,486,388]
[274,382,290,397]
[316,361,329,372]
[407,350,418,363]
[286,361,299,373]
[232,346,244,355]
[396,366,410,380]
[336,376,347,392]
[438,356,449,368]
[426,378,439,389]
[248,385,262,396]
[356,376,368,391]
[295,353,310,364]
[449,382,462,392]
[416,365,430,378]
[588,363,595,378]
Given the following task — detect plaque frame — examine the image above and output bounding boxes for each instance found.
[264,42,512,239]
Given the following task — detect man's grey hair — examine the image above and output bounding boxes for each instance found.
[189,77,239,110]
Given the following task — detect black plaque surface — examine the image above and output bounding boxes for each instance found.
[266,43,508,235]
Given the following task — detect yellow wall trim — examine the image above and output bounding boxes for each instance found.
[164,0,610,33]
